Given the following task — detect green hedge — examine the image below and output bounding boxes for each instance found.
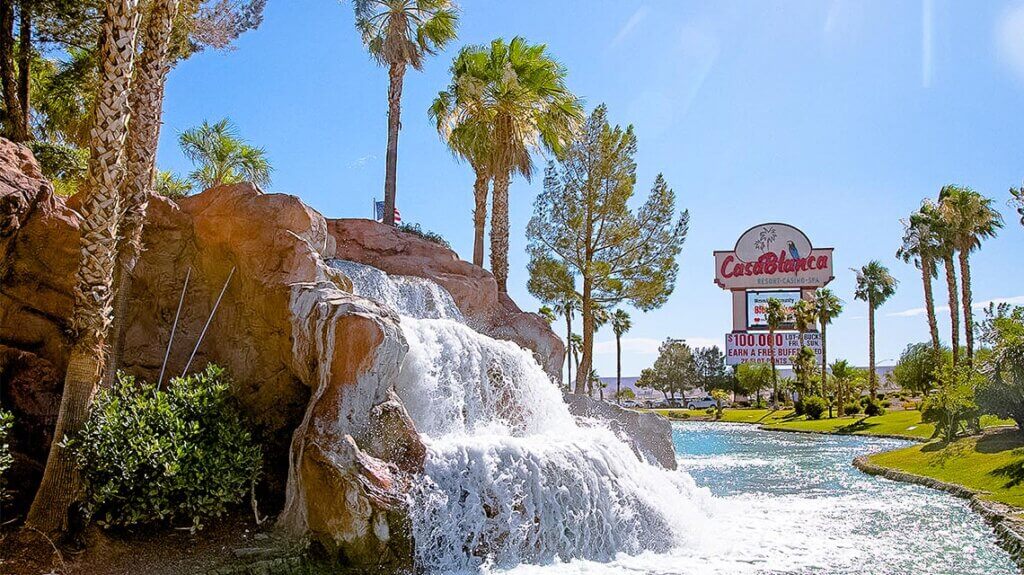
[70,365,261,531]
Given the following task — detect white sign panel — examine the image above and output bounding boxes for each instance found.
[725,332,821,366]
[746,290,801,330]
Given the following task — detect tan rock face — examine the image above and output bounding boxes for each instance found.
[328,218,566,380]
[0,139,565,566]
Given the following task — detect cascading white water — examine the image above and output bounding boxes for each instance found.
[329,260,712,573]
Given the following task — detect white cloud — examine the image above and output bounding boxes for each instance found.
[609,6,649,49]
[995,2,1024,83]
[888,295,1024,317]
[348,154,377,169]
[593,336,720,356]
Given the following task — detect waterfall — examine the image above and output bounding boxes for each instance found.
[329,260,711,572]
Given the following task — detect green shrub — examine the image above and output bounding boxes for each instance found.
[881,399,892,408]
[844,401,862,415]
[0,410,12,501]
[863,398,886,417]
[70,365,261,531]
[398,223,451,249]
[802,396,828,420]
[793,398,805,416]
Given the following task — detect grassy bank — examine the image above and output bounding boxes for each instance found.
[650,407,1012,441]
[868,429,1024,508]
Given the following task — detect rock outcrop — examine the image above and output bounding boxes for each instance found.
[0,138,569,566]
[328,219,565,380]
[563,394,678,470]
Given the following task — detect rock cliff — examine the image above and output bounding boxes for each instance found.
[0,138,568,566]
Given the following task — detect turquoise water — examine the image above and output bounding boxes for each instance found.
[500,421,1015,575]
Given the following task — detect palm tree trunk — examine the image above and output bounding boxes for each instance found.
[471,166,488,267]
[943,254,960,367]
[490,170,510,293]
[16,0,30,139]
[565,308,572,388]
[868,302,876,397]
[0,0,27,142]
[922,257,941,355]
[27,0,142,533]
[104,0,180,387]
[383,61,405,227]
[616,333,621,405]
[958,250,974,367]
[821,322,830,415]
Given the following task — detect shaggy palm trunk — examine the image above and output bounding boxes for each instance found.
[820,321,830,415]
[27,0,141,533]
[382,61,405,227]
[942,254,960,367]
[16,1,30,138]
[616,333,622,405]
[868,301,877,397]
[104,0,180,387]
[490,170,510,293]
[922,257,941,356]
[0,0,27,142]
[958,250,974,367]
[471,167,488,267]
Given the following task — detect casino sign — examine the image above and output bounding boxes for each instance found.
[714,223,834,366]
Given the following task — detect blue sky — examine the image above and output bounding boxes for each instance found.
[156,0,1024,377]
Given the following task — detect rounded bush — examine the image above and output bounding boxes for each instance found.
[864,398,886,417]
[843,401,862,415]
[802,396,828,420]
[70,365,261,530]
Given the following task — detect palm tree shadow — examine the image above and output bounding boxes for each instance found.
[980,429,1024,488]
[836,417,873,434]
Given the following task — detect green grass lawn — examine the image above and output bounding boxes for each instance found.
[869,429,1024,508]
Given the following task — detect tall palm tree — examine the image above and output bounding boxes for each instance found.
[922,200,961,367]
[179,118,272,190]
[853,261,898,398]
[939,185,1003,367]
[552,294,577,388]
[429,37,582,291]
[813,288,843,409]
[897,209,942,356]
[354,0,458,226]
[105,0,182,387]
[611,309,632,405]
[28,0,142,533]
[765,297,785,409]
[430,73,491,266]
[1011,185,1024,227]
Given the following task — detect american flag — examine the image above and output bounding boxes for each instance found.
[374,200,401,224]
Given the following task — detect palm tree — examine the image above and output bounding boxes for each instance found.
[897,208,942,356]
[611,309,632,405]
[939,185,1003,367]
[429,37,582,292]
[1011,185,1024,227]
[179,118,272,190]
[922,200,961,367]
[28,0,142,533]
[430,69,491,266]
[830,359,855,417]
[793,298,815,347]
[765,298,785,409]
[354,0,458,226]
[105,0,182,387]
[853,261,898,398]
[813,288,843,412]
[552,294,577,387]
[538,305,556,324]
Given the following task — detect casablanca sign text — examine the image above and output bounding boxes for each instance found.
[725,332,822,366]
[715,223,834,290]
